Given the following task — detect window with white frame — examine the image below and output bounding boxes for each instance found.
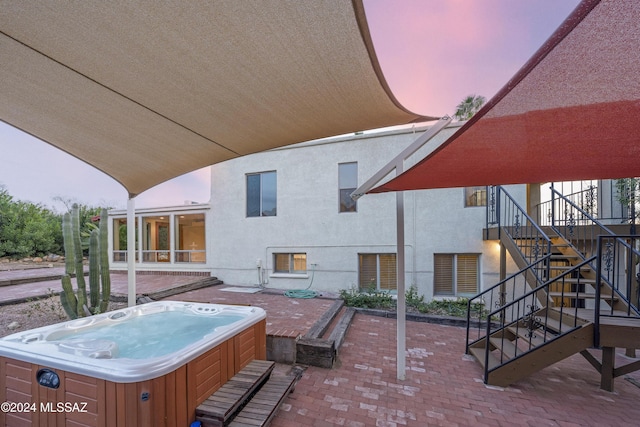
[464,186,487,207]
[112,217,137,262]
[274,253,307,274]
[247,171,277,217]
[433,253,479,296]
[339,162,357,213]
[174,213,206,263]
[358,253,396,291]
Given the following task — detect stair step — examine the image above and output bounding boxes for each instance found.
[196,359,275,427]
[550,277,597,285]
[550,254,580,259]
[507,325,547,347]
[549,292,617,300]
[228,374,298,427]
[468,345,501,370]
[548,265,591,272]
[488,337,522,360]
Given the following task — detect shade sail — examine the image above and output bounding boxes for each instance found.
[371,0,640,194]
[0,0,434,197]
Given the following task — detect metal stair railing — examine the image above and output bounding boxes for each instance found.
[594,235,640,347]
[466,256,550,352]
[475,258,595,381]
[541,187,618,262]
[486,185,552,270]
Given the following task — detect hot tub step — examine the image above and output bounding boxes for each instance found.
[228,373,298,427]
[196,359,275,427]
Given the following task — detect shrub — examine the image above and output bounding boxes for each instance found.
[339,284,395,309]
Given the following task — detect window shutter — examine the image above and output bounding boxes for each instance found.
[292,254,307,272]
[358,254,377,290]
[274,254,289,272]
[434,254,454,295]
[378,254,397,290]
[457,254,479,294]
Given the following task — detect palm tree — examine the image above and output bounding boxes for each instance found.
[453,94,486,121]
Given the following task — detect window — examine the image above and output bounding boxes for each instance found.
[247,171,277,217]
[434,254,479,296]
[175,213,206,263]
[339,162,357,212]
[142,216,170,262]
[112,218,137,262]
[358,253,396,291]
[274,253,307,274]
[465,186,487,207]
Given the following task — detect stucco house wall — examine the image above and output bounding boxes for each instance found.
[208,123,523,298]
[107,122,525,299]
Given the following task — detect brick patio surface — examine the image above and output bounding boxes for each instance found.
[272,314,640,427]
[3,270,640,426]
[0,268,336,338]
[168,286,336,338]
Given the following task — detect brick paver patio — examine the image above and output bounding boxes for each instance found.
[272,314,640,427]
[3,269,640,426]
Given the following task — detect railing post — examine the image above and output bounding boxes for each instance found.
[496,186,501,240]
[551,183,556,229]
[627,238,634,316]
[465,299,472,354]
[594,236,603,348]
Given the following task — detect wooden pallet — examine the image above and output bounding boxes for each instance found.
[196,359,275,427]
[228,374,298,427]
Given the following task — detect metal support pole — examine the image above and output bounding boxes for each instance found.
[346,116,452,382]
[127,196,136,307]
[396,160,406,380]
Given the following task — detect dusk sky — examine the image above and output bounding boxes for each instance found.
[0,0,581,212]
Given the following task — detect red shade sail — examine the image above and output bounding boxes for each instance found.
[371,0,640,193]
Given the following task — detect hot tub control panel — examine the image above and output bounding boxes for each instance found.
[37,368,60,389]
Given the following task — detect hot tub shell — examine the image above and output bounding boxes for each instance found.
[0,301,267,426]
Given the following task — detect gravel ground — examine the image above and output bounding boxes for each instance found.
[0,295,127,338]
[0,260,125,338]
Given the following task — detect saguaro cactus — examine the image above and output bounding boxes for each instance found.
[99,208,111,313]
[60,205,112,319]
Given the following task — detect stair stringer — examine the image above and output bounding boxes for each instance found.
[484,323,594,387]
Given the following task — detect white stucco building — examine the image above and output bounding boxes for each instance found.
[109,122,527,300]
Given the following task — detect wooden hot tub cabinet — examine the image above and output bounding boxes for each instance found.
[0,319,266,427]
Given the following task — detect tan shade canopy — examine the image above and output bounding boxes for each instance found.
[371,0,640,194]
[1,0,434,197]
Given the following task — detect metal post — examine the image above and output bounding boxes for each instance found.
[346,117,453,382]
[127,196,136,307]
[396,160,406,380]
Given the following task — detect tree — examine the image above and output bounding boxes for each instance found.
[0,186,62,258]
[453,94,486,121]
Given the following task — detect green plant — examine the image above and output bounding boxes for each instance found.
[405,285,426,311]
[419,297,485,317]
[59,205,111,319]
[339,285,395,309]
[0,186,62,258]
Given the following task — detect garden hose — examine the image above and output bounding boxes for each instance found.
[284,264,318,299]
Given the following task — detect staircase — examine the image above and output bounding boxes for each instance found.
[467,185,640,391]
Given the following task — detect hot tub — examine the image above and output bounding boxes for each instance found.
[0,301,267,426]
